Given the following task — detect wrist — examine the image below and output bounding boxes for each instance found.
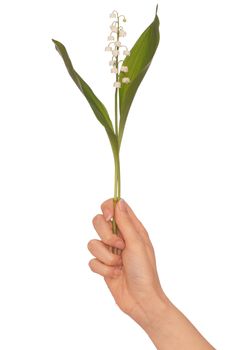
[138,294,216,350]
[134,290,172,333]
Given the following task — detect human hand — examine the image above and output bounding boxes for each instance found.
[87,198,168,329]
[88,198,216,350]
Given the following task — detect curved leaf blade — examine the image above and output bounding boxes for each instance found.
[118,6,160,147]
[52,39,118,154]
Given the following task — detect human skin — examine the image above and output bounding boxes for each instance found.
[87,198,215,349]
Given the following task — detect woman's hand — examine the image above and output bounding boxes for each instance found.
[87,198,167,329]
[87,198,215,350]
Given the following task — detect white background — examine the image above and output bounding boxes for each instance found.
[0,0,231,349]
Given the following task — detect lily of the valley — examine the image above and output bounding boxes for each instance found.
[123,48,130,56]
[52,6,160,247]
[111,66,118,73]
[122,77,130,84]
[119,29,126,37]
[113,81,121,88]
[120,65,128,72]
[105,10,131,89]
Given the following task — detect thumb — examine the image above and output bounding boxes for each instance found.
[115,199,141,245]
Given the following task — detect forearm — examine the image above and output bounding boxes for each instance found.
[137,295,215,350]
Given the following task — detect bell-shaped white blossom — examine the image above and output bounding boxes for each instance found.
[110,11,117,19]
[120,65,128,73]
[110,25,118,33]
[123,49,130,56]
[114,81,121,88]
[112,49,119,57]
[119,29,126,37]
[122,77,130,84]
[111,66,118,74]
[115,41,121,47]
[106,10,130,89]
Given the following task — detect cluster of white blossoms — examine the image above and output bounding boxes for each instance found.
[105,10,131,89]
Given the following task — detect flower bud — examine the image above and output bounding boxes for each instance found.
[120,65,128,72]
[112,49,119,57]
[114,81,121,88]
[122,77,130,84]
[111,66,118,73]
[119,29,126,37]
[123,49,130,56]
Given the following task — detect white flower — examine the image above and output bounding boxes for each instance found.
[123,49,130,56]
[112,49,119,57]
[119,29,126,37]
[122,77,130,84]
[120,65,128,73]
[110,12,117,19]
[115,41,121,47]
[110,25,118,33]
[111,66,118,73]
[114,81,121,88]
[105,11,130,89]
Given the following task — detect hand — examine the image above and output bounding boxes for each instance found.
[87,198,168,328]
[87,198,216,350]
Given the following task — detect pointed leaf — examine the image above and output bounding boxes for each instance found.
[52,39,118,155]
[118,6,160,147]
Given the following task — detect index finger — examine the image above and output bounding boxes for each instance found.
[101,198,151,244]
[92,214,125,250]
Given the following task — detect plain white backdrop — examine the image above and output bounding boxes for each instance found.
[0,0,231,349]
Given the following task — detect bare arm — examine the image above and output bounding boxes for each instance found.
[87,198,215,350]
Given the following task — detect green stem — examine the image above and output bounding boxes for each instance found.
[117,152,121,198]
[114,15,119,139]
[115,88,119,138]
[111,15,121,254]
[112,152,120,234]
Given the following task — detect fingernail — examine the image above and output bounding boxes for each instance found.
[104,209,112,222]
[118,199,127,212]
[115,239,125,249]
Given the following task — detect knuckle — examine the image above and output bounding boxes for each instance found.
[105,266,114,277]
[138,226,147,236]
[92,214,101,227]
[108,254,116,265]
[109,253,121,265]
[104,236,113,245]
[100,198,112,211]
[88,259,95,271]
[87,239,95,251]
[100,202,105,211]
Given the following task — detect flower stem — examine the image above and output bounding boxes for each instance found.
[111,14,121,255]
[111,152,120,254]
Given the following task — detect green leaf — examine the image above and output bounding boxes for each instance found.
[52,39,118,156]
[118,5,160,147]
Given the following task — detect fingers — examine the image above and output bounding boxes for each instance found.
[101,198,151,244]
[114,199,141,245]
[92,214,125,250]
[88,258,122,278]
[87,239,122,266]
